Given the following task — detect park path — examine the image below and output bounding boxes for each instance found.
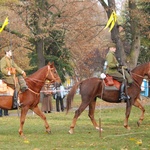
[2,96,150,117]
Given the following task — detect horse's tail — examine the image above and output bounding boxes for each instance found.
[66,82,81,114]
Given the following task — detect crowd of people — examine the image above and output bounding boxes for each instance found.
[40,81,67,113]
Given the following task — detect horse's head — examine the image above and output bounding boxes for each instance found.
[46,62,61,84]
[147,67,150,79]
[144,62,150,79]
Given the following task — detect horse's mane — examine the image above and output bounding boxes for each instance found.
[26,66,47,80]
[132,62,150,73]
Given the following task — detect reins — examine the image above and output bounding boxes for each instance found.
[131,72,145,79]
[28,88,40,95]
[131,72,148,89]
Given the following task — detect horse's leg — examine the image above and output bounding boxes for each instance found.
[88,100,101,130]
[133,98,145,126]
[69,100,90,134]
[32,105,51,134]
[124,102,132,130]
[19,106,29,137]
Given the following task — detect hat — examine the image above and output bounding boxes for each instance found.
[108,43,116,48]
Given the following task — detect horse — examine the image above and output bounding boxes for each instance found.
[0,62,61,137]
[66,62,150,134]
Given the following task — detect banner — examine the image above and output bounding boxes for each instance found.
[0,17,9,33]
[104,11,117,32]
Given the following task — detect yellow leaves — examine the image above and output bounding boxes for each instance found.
[136,139,142,146]
[23,137,30,144]
[129,138,143,146]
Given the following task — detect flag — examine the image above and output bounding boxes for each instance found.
[0,17,9,33]
[104,11,117,32]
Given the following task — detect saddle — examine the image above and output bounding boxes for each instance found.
[0,80,13,96]
[104,75,121,90]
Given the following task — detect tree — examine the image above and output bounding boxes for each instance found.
[138,0,150,64]
[0,0,73,82]
[0,0,30,72]
[99,0,144,69]
[1,0,149,82]
[60,0,110,80]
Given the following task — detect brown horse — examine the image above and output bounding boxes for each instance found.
[66,62,150,134]
[0,62,61,137]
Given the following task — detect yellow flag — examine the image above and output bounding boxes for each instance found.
[109,20,115,32]
[0,17,9,33]
[104,12,114,29]
[104,11,117,32]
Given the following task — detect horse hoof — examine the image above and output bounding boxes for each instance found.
[124,125,131,130]
[96,127,103,131]
[68,129,73,134]
[126,126,131,130]
[137,121,140,127]
[46,131,51,134]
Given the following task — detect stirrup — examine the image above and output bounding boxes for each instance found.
[119,94,130,102]
[17,99,23,107]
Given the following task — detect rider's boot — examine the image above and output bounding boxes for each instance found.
[18,76,28,92]
[119,83,130,102]
[13,90,18,109]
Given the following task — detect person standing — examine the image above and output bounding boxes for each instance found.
[41,82,53,113]
[54,83,65,112]
[105,43,133,102]
[0,49,28,108]
[0,108,9,117]
[0,108,2,117]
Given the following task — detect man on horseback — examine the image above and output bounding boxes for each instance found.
[0,49,28,108]
[105,43,133,102]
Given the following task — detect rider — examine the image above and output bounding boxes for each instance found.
[0,49,28,108]
[105,42,133,102]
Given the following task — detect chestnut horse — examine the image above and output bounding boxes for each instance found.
[66,62,150,134]
[0,62,61,137]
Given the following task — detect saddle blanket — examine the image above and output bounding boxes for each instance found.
[103,75,121,90]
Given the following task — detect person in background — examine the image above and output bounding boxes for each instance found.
[54,83,66,112]
[0,49,28,108]
[0,108,9,117]
[41,81,53,113]
[105,42,133,102]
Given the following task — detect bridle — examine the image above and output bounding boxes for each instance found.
[45,65,58,83]
[27,65,59,95]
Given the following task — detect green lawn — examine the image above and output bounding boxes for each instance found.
[0,96,150,150]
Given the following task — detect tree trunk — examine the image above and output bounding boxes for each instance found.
[99,0,126,64]
[35,0,46,69]
[36,39,45,69]
[99,0,140,68]
[126,0,140,69]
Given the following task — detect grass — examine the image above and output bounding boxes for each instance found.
[0,95,150,150]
